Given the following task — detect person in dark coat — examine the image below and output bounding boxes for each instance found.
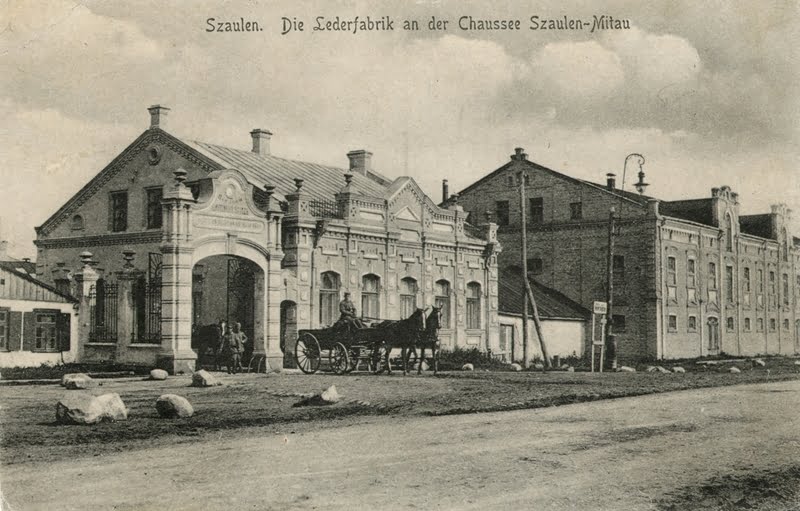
[222,322,247,374]
[338,292,364,329]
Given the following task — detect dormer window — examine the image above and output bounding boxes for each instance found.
[70,214,84,231]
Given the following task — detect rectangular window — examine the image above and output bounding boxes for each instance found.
[758,269,764,293]
[527,258,543,275]
[0,309,7,350]
[146,188,163,229]
[668,314,677,332]
[613,255,625,279]
[784,319,790,330]
[466,283,482,330]
[495,201,510,226]
[687,288,697,303]
[361,275,380,320]
[770,271,776,297]
[34,311,58,352]
[770,318,776,331]
[612,314,626,333]
[687,258,696,288]
[743,267,751,293]
[569,202,583,220]
[110,191,128,232]
[744,318,751,332]
[688,315,697,332]
[726,317,735,332]
[725,266,734,303]
[757,318,764,331]
[783,274,789,306]
[435,281,451,329]
[399,278,418,320]
[529,197,544,224]
[667,257,677,286]
[506,175,514,187]
[708,262,718,290]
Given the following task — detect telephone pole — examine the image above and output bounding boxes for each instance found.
[606,207,617,370]
[519,170,529,368]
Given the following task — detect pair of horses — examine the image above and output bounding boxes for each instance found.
[193,320,230,371]
[373,306,442,375]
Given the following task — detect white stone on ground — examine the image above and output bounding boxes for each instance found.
[617,366,636,372]
[510,363,522,372]
[462,363,474,371]
[95,393,128,421]
[56,392,128,424]
[62,373,97,390]
[191,370,221,387]
[672,366,686,373]
[294,385,341,407]
[156,394,194,418]
[729,367,741,373]
[533,363,545,370]
[752,358,766,367]
[149,369,168,381]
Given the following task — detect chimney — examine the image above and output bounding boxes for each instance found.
[511,147,528,161]
[347,150,372,176]
[606,173,616,190]
[250,129,272,156]
[148,105,170,129]
[0,240,7,260]
[442,180,449,203]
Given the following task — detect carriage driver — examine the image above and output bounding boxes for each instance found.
[338,292,365,329]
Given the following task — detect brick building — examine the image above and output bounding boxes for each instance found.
[456,148,800,362]
[33,105,500,372]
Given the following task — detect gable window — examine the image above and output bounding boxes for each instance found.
[495,201,510,226]
[569,202,583,220]
[319,272,340,327]
[361,274,380,320]
[725,266,734,304]
[70,214,84,231]
[529,198,544,224]
[146,188,163,229]
[110,191,128,232]
[435,280,451,329]
[466,282,482,330]
[688,315,697,332]
[527,258,543,275]
[506,175,514,187]
[400,277,418,319]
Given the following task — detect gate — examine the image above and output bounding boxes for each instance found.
[227,257,255,357]
[133,276,161,343]
[89,279,118,342]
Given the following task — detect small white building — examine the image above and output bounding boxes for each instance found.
[0,262,78,368]
[497,272,590,363]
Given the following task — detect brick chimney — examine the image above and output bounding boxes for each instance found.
[606,173,616,190]
[442,179,449,203]
[250,129,272,156]
[347,150,372,176]
[511,147,528,161]
[148,105,170,129]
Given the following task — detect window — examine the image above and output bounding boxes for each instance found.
[726,316,735,332]
[529,197,543,224]
[612,314,626,333]
[466,283,481,329]
[725,266,734,304]
[743,267,751,293]
[319,272,340,326]
[708,262,718,289]
[146,188,163,229]
[400,277,417,319]
[35,311,58,352]
[506,175,514,187]
[613,255,625,279]
[770,318,777,331]
[0,309,7,350]
[667,257,677,286]
[361,274,380,319]
[435,280,451,328]
[569,202,583,220]
[687,258,696,288]
[687,288,697,303]
[726,215,734,252]
[495,201,510,226]
[668,314,677,332]
[784,319,790,330]
[758,269,765,293]
[70,214,84,230]
[110,191,128,232]
[757,318,764,331]
[783,274,789,306]
[744,318,751,332]
[770,271,776,297]
[688,315,697,332]
[527,258,543,275]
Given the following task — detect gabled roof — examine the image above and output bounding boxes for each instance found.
[0,262,77,303]
[660,198,715,226]
[740,214,774,239]
[0,259,36,275]
[498,270,590,321]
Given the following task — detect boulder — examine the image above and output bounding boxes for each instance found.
[752,358,766,367]
[63,373,97,390]
[794,360,800,366]
[729,366,741,374]
[294,385,341,407]
[156,394,194,418]
[533,363,545,370]
[191,370,221,387]
[415,360,430,372]
[646,366,658,373]
[510,363,523,372]
[565,366,575,373]
[617,366,636,373]
[656,366,671,374]
[462,363,474,371]
[149,369,168,381]
[56,392,128,424]
[95,393,128,422]
[672,366,686,373]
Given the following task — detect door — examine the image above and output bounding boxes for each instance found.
[707,317,720,352]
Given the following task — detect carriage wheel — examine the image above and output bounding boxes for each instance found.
[329,343,350,375]
[371,343,388,374]
[345,349,360,373]
[295,333,321,374]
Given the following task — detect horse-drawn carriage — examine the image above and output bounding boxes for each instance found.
[295,306,442,375]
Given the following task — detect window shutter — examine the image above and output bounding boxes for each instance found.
[58,313,72,351]
[22,312,35,351]
[8,311,22,351]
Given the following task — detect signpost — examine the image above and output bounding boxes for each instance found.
[591,301,608,373]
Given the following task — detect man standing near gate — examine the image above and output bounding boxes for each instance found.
[338,292,364,329]
[222,321,247,374]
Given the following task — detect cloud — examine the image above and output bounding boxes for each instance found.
[529,41,624,99]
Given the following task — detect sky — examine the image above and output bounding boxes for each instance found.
[1,0,798,259]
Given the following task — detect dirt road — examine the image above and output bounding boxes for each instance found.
[4,380,800,510]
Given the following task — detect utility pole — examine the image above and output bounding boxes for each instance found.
[606,207,617,370]
[519,170,529,368]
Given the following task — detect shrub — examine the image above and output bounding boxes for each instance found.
[436,346,509,371]
[1,362,151,380]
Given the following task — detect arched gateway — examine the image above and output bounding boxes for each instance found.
[159,167,284,373]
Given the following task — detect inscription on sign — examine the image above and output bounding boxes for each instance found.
[193,215,264,233]
[593,301,608,314]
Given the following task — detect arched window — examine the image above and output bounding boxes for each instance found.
[361,274,380,319]
[319,272,340,326]
[466,282,482,329]
[71,214,84,230]
[399,277,417,319]
[725,214,734,252]
[435,280,451,329]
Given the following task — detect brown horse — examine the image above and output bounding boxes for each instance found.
[413,306,442,375]
[374,308,427,376]
[193,320,226,370]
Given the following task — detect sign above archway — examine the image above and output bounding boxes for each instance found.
[192,169,267,235]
